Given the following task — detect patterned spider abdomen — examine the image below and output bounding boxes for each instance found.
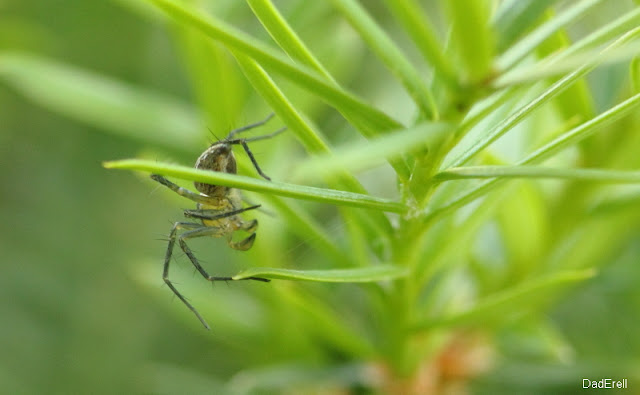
[194,142,237,198]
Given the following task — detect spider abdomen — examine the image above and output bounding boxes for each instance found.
[194,142,237,197]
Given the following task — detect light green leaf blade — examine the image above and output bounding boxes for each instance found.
[279,288,376,358]
[233,265,408,282]
[226,363,371,393]
[233,50,410,180]
[426,92,640,223]
[448,26,640,168]
[436,166,640,183]
[294,122,453,182]
[553,6,640,60]
[632,56,640,93]
[0,51,202,151]
[443,0,494,83]
[414,269,596,331]
[495,40,640,88]
[493,0,556,52]
[247,0,335,82]
[330,0,437,119]
[525,92,640,162]
[232,53,331,155]
[148,0,403,135]
[103,159,407,213]
[383,0,457,89]
[231,53,398,236]
[174,25,243,134]
[496,0,604,71]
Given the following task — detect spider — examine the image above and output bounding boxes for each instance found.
[150,114,285,329]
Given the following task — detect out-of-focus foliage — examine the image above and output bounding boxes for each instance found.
[1,0,640,394]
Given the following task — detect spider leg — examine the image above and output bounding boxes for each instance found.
[164,221,270,330]
[172,225,270,328]
[227,231,257,251]
[226,126,286,180]
[179,226,269,281]
[226,113,275,139]
[183,207,259,241]
[183,205,260,220]
[238,218,258,233]
[240,126,287,143]
[239,139,271,181]
[163,222,211,329]
[150,174,214,205]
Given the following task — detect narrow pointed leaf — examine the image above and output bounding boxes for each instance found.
[413,269,596,331]
[294,122,453,182]
[247,0,335,81]
[427,92,640,222]
[103,159,407,213]
[383,0,457,89]
[148,0,402,134]
[496,0,604,71]
[233,265,408,282]
[0,52,202,151]
[495,41,640,87]
[448,27,640,168]
[436,166,640,183]
[330,0,438,118]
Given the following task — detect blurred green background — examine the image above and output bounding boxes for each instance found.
[2,0,640,394]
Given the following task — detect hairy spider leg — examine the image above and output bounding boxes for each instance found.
[150,174,214,205]
[162,222,209,328]
[226,113,275,140]
[164,211,269,330]
[184,206,260,249]
[183,204,260,221]
[151,174,260,242]
[227,127,287,181]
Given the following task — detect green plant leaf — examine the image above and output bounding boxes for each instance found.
[443,0,494,83]
[447,27,640,168]
[233,265,408,282]
[535,17,595,120]
[525,92,640,161]
[427,91,640,223]
[416,186,513,291]
[493,0,556,52]
[383,0,457,89]
[232,53,331,155]
[413,269,596,331]
[260,195,352,267]
[547,6,640,60]
[632,56,640,93]
[225,363,371,392]
[174,25,243,134]
[330,0,437,119]
[436,166,640,183]
[497,183,548,281]
[147,0,403,135]
[0,51,202,151]
[494,40,640,87]
[495,0,604,72]
[103,159,407,213]
[247,0,335,81]
[231,52,398,237]
[293,122,453,182]
[233,49,410,181]
[279,287,376,357]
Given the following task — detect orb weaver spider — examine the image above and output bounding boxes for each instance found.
[150,114,285,329]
